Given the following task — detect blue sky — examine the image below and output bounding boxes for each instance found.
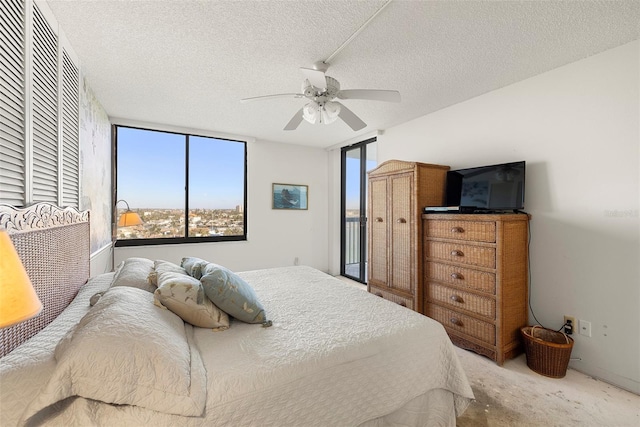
[117,127,245,209]
[345,157,377,210]
[118,126,374,211]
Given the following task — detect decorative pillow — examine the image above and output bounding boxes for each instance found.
[22,287,206,420]
[110,257,156,293]
[154,270,229,331]
[154,271,204,304]
[148,259,188,286]
[181,256,209,279]
[200,261,222,277]
[200,263,267,324]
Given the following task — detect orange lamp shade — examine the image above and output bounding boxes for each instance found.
[0,231,43,328]
[117,211,143,227]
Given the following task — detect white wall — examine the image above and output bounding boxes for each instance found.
[76,75,113,278]
[90,244,113,277]
[327,148,342,275]
[79,77,112,257]
[345,41,638,393]
[115,140,330,273]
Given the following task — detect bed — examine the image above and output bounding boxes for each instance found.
[0,203,473,426]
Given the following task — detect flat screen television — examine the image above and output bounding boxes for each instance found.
[445,161,526,212]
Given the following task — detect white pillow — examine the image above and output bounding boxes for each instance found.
[110,257,156,293]
[22,287,206,421]
[154,270,229,331]
[148,259,188,286]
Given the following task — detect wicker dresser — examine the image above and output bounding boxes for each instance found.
[367,160,449,312]
[422,213,529,365]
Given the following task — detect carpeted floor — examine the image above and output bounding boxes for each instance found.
[454,347,640,426]
[335,276,639,426]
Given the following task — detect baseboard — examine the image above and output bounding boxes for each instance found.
[90,243,113,277]
[570,360,640,395]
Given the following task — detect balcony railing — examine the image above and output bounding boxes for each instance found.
[344,217,368,281]
[345,217,361,265]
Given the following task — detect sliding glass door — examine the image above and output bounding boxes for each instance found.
[340,138,377,283]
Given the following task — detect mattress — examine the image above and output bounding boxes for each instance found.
[1,266,473,426]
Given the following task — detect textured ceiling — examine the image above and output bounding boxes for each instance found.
[45,0,640,148]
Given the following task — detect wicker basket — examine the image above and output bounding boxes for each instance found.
[521,326,574,378]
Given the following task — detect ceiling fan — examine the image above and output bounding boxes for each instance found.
[241,61,401,132]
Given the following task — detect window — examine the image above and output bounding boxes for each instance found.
[114,126,247,246]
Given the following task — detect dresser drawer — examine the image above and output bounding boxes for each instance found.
[426,283,496,319]
[425,241,496,269]
[368,286,414,310]
[424,220,496,243]
[426,303,496,345]
[425,261,496,294]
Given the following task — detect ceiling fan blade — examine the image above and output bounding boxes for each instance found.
[284,108,304,131]
[337,89,401,102]
[335,102,366,131]
[300,67,327,90]
[241,93,303,103]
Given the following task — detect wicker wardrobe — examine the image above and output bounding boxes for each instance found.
[367,160,449,312]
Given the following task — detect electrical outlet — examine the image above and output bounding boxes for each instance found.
[579,319,592,337]
[563,315,576,335]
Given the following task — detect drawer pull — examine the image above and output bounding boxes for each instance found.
[451,227,464,233]
[450,295,464,303]
[450,250,464,257]
[375,217,383,223]
[375,292,383,297]
[451,272,464,280]
[396,218,407,224]
[398,301,407,307]
[450,317,463,327]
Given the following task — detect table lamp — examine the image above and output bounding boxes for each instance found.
[0,230,42,328]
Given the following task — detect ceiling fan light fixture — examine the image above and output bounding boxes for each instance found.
[303,101,341,125]
[302,102,318,123]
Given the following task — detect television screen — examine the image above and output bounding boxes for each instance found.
[446,161,525,211]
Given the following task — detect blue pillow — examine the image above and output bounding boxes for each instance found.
[199,264,267,324]
[180,257,208,279]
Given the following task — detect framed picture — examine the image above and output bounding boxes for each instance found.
[272,183,308,210]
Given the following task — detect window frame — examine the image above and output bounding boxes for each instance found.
[113,124,248,247]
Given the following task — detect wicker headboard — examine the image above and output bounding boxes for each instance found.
[0,203,90,357]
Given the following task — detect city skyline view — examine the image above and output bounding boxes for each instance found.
[116,207,244,240]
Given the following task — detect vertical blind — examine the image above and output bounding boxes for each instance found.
[0,0,80,208]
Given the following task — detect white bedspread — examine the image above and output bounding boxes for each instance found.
[0,273,114,426]
[2,266,473,426]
